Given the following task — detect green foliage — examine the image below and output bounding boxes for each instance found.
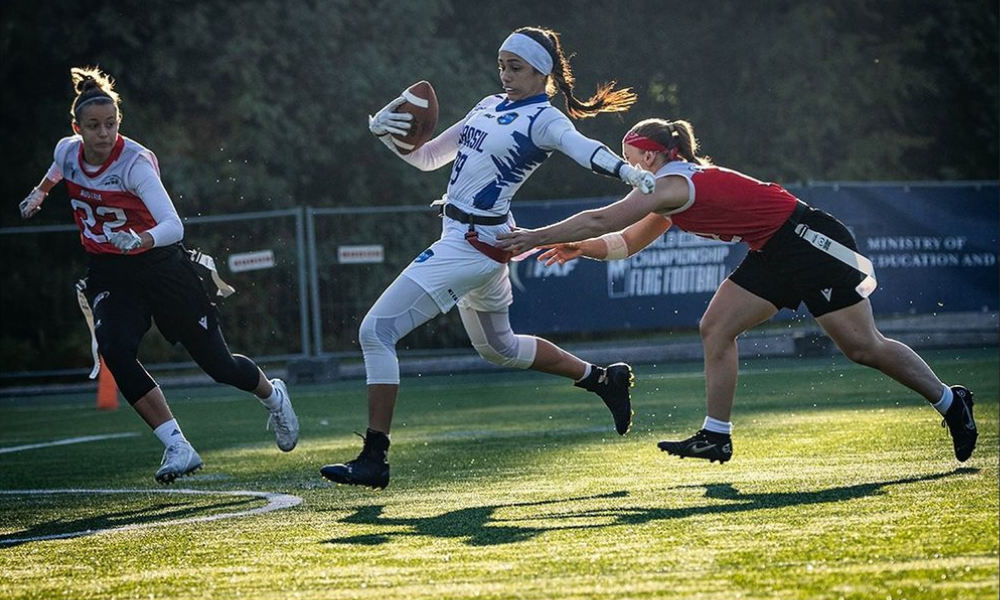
[0,0,997,375]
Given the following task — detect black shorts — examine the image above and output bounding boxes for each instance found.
[728,204,866,317]
[85,244,219,346]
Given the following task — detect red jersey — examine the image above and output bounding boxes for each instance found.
[49,134,162,255]
[653,162,798,251]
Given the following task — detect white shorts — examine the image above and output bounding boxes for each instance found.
[400,232,513,314]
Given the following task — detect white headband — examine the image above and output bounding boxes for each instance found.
[499,33,553,75]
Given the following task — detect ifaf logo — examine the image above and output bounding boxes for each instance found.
[509,258,576,293]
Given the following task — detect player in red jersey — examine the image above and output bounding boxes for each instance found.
[18,67,299,483]
[497,117,977,465]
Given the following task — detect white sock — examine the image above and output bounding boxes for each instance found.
[153,419,188,448]
[932,385,953,415]
[576,364,593,383]
[259,380,283,411]
[703,416,733,435]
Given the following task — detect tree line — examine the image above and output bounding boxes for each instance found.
[1,0,997,373]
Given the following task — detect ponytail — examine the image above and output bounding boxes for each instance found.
[628,118,712,166]
[514,27,637,120]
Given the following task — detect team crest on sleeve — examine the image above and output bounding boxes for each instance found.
[414,248,435,263]
[497,113,519,125]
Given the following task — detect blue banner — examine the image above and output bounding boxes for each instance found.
[509,183,998,334]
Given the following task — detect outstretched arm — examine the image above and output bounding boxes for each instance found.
[497,175,687,255]
[537,213,673,265]
[543,123,655,193]
[374,118,463,171]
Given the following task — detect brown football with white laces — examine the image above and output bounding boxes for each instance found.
[391,80,438,155]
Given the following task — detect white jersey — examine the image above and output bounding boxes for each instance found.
[388,92,607,313]
[444,93,596,216]
[47,134,183,254]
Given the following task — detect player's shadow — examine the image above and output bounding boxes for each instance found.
[0,497,257,548]
[321,468,977,547]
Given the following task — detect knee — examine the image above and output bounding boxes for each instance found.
[97,333,138,369]
[699,315,734,348]
[839,342,880,367]
[359,314,396,356]
[473,342,507,366]
[472,336,535,370]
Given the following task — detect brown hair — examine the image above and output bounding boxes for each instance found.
[628,118,712,166]
[70,66,121,122]
[514,26,636,120]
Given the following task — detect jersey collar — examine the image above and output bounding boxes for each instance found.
[78,134,125,178]
[496,93,549,112]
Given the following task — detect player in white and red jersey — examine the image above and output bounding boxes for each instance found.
[320,27,658,490]
[19,67,299,483]
[497,117,978,465]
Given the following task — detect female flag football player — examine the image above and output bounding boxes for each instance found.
[320,27,657,490]
[496,117,978,465]
[18,67,300,483]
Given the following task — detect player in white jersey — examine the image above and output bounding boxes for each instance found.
[19,67,299,483]
[321,26,657,490]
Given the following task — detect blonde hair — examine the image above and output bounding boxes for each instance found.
[628,118,712,166]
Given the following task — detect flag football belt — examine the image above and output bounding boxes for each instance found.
[188,249,236,299]
[441,203,514,263]
[443,203,509,226]
[789,202,877,298]
[75,279,101,380]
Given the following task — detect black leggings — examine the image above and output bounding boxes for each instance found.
[87,245,261,404]
[97,317,260,403]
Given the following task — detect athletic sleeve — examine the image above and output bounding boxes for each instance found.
[534,111,604,169]
[44,162,63,184]
[46,136,79,184]
[377,118,463,171]
[127,155,184,247]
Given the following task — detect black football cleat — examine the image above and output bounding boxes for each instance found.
[658,429,733,464]
[576,363,635,435]
[320,429,391,490]
[942,385,978,462]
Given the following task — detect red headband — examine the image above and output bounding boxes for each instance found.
[623,131,669,153]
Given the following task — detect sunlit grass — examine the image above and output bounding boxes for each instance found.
[1,349,997,599]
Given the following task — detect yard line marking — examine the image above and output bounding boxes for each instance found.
[0,432,140,454]
[0,488,303,545]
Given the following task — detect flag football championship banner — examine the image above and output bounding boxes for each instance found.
[509,183,998,334]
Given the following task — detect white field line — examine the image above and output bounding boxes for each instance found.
[0,488,303,545]
[0,432,141,454]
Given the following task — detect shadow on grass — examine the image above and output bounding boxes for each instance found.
[322,468,977,547]
[0,497,257,548]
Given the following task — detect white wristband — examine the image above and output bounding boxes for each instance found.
[600,232,629,260]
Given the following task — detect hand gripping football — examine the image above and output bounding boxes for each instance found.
[391,81,438,155]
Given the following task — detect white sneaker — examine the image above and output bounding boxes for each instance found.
[155,440,203,484]
[266,378,299,452]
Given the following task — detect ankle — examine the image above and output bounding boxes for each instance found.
[574,364,604,391]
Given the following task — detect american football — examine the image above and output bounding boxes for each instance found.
[391,80,438,155]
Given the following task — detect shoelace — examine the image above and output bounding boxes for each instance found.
[162,443,186,464]
[351,431,390,463]
[266,399,294,433]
